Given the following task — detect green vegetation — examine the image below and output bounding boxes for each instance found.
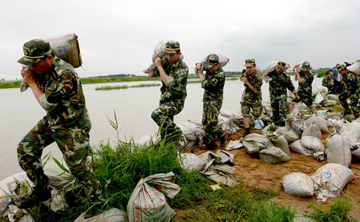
[81,76,153,84]
[316,70,327,78]
[0,81,21,89]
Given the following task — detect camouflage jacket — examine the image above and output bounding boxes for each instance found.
[343,72,359,93]
[201,67,225,102]
[241,69,263,103]
[322,76,333,89]
[268,70,296,96]
[34,56,91,129]
[297,71,314,93]
[153,58,189,104]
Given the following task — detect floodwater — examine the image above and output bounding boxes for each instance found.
[0,77,323,180]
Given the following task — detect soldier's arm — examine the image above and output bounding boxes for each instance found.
[202,71,224,90]
[155,57,169,86]
[293,65,303,83]
[168,66,188,94]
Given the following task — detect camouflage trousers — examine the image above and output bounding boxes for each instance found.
[17,118,102,198]
[202,100,226,143]
[339,90,359,118]
[151,101,183,142]
[297,90,313,108]
[270,93,288,126]
[241,100,262,118]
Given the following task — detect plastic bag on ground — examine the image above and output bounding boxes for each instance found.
[311,163,354,202]
[259,146,291,164]
[282,172,314,197]
[127,172,180,222]
[74,208,127,222]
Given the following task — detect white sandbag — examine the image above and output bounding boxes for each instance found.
[282,172,314,197]
[275,126,299,143]
[243,133,273,154]
[327,94,338,100]
[341,122,360,144]
[46,33,82,68]
[178,123,197,141]
[311,163,354,201]
[179,153,206,171]
[4,204,35,222]
[312,85,329,95]
[0,188,12,216]
[265,60,290,73]
[259,146,291,164]
[266,133,290,154]
[201,53,230,68]
[294,61,312,73]
[347,62,360,75]
[188,119,202,127]
[74,208,127,222]
[301,136,324,153]
[302,124,322,139]
[261,124,278,136]
[305,116,328,133]
[290,118,305,138]
[289,140,313,156]
[350,142,360,158]
[127,172,180,222]
[256,66,263,75]
[0,172,31,194]
[314,93,325,104]
[326,126,351,167]
[143,40,184,74]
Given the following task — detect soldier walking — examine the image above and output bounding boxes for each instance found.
[196,54,227,150]
[338,65,360,118]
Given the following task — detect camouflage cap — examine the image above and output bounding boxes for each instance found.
[164,40,180,54]
[302,61,310,68]
[245,58,255,67]
[203,54,219,68]
[17,39,52,65]
[276,61,286,70]
[337,64,347,72]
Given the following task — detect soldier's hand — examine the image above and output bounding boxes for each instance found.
[21,66,36,85]
[195,63,203,74]
[154,57,162,68]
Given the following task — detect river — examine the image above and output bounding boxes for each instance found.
[0,76,323,180]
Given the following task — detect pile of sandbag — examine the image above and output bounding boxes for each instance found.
[283,163,354,202]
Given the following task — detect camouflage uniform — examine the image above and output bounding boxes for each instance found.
[201,66,226,143]
[268,69,296,126]
[241,69,263,118]
[296,70,314,108]
[322,76,333,92]
[151,43,188,142]
[339,69,360,118]
[17,40,102,199]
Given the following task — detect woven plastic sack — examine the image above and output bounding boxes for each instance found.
[302,124,322,139]
[289,140,312,156]
[341,121,360,144]
[259,146,291,164]
[179,153,206,171]
[243,133,273,154]
[201,53,230,68]
[326,126,351,167]
[305,116,328,133]
[282,172,314,197]
[311,163,354,201]
[347,62,360,75]
[300,136,324,153]
[266,132,290,154]
[275,126,299,143]
[46,33,82,68]
[74,208,126,222]
[265,60,290,72]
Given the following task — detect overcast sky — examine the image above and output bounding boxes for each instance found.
[1,0,359,80]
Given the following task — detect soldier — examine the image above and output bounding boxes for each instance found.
[338,65,360,118]
[291,61,315,114]
[149,41,188,143]
[264,61,300,126]
[322,70,334,94]
[240,58,263,137]
[196,54,227,150]
[17,39,102,208]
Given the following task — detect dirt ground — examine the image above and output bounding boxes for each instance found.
[187,126,360,220]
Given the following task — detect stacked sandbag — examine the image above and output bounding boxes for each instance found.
[178,153,206,172]
[282,172,314,197]
[275,126,299,144]
[311,163,354,202]
[341,121,360,144]
[305,116,329,133]
[259,146,291,164]
[326,125,351,167]
[243,133,273,154]
[266,132,290,154]
[220,109,255,130]
[300,124,325,160]
[289,140,313,156]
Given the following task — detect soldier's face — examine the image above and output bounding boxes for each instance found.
[246,65,256,74]
[166,52,180,64]
[31,55,53,74]
[208,64,220,72]
[276,67,284,74]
